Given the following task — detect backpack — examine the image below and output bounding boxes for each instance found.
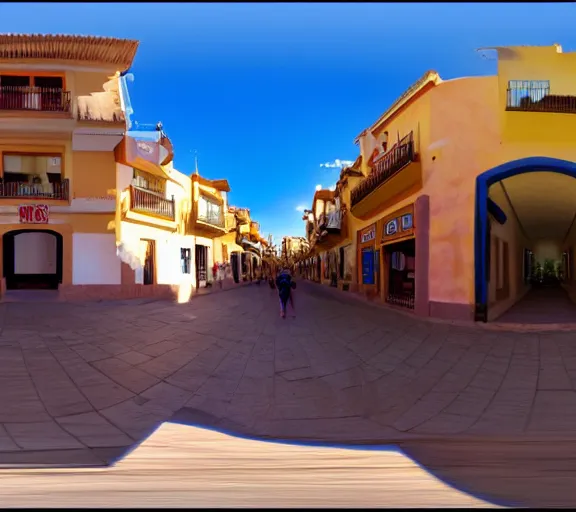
[276,273,292,290]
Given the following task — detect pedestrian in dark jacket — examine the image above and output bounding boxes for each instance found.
[275,268,296,319]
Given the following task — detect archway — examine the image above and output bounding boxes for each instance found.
[3,229,63,290]
[475,157,576,322]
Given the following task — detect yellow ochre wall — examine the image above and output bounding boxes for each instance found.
[73,151,117,199]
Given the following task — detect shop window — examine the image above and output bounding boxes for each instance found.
[181,248,191,274]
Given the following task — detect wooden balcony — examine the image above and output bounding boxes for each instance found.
[129,185,175,221]
[350,131,422,220]
[0,86,71,113]
[0,179,69,200]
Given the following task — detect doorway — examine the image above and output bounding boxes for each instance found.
[475,157,576,322]
[195,244,208,288]
[140,239,156,285]
[231,252,240,283]
[384,238,415,309]
[3,229,63,290]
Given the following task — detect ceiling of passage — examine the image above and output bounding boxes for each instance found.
[489,171,576,241]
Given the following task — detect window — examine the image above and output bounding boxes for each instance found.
[198,195,222,223]
[132,169,166,195]
[508,80,550,107]
[1,153,62,194]
[181,248,191,274]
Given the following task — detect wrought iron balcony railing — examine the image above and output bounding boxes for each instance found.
[130,185,175,220]
[0,179,69,200]
[351,131,416,207]
[0,86,71,113]
[506,86,576,114]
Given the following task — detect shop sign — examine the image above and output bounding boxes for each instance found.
[385,219,398,236]
[19,204,49,224]
[401,213,413,230]
[382,207,414,242]
[361,227,375,243]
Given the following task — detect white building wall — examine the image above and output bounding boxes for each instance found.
[14,232,57,275]
[72,233,121,284]
[120,220,196,287]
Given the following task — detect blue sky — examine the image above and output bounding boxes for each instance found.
[1,2,575,243]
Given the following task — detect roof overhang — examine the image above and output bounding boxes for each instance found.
[0,33,139,71]
[72,127,125,152]
[354,70,442,144]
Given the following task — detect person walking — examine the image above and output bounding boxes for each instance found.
[275,267,296,319]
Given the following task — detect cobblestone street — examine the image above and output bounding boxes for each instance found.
[3,282,576,505]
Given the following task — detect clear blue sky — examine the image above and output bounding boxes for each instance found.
[1,2,575,243]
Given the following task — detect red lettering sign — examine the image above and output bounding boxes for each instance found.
[19,205,49,224]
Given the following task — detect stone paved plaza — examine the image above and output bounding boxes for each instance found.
[2,280,576,471]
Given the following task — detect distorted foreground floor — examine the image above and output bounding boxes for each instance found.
[3,282,576,505]
[0,423,494,508]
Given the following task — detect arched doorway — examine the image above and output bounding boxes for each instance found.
[475,157,576,322]
[3,229,63,290]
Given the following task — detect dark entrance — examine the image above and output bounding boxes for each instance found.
[384,238,415,309]
[195,244,208,288]
[142,239,155,285]
[3,229,63,290]
[231,252,240,283]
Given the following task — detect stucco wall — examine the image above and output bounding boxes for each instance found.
[73,151,116,199]
[72,233,120,285]
[486,183,531,320]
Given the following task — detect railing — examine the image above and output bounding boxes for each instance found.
[0,179,69,200]
[506,86,576,114]
[130,185,175,220]
[0,86,71,112]
[386,292,415,310]
[351,131,416,207]
[198,211,225,228]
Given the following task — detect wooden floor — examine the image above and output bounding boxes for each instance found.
[0,423,493,508]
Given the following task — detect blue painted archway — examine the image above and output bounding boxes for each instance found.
[475,156,576,322]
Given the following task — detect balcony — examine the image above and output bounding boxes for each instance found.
[197,211,225,228]
[0,179,69,200]
[506,86,576,114]
[0,86,71,113]
[350,131,421,219]
[129,185,175,221]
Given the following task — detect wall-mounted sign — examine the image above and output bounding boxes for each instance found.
[381,205,415,244]
[385,219,398,236]
[136,140,154,156]
[361,227,376,244]
[19,204,49,224]
[401,214,413,230]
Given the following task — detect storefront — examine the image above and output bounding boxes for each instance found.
[379,204,416,310]
[357,223,379,297]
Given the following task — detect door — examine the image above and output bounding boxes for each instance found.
[231,252,239,283]
[142,239,155,285]
[361,248,375,285]
[195,245,207,287]
[375,249,381,295]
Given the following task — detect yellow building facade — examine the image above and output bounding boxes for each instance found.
[301,43,576,323]
[0,34,138,298]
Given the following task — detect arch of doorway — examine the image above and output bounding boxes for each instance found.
[474,156,576,322]
[2,228,64,290]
